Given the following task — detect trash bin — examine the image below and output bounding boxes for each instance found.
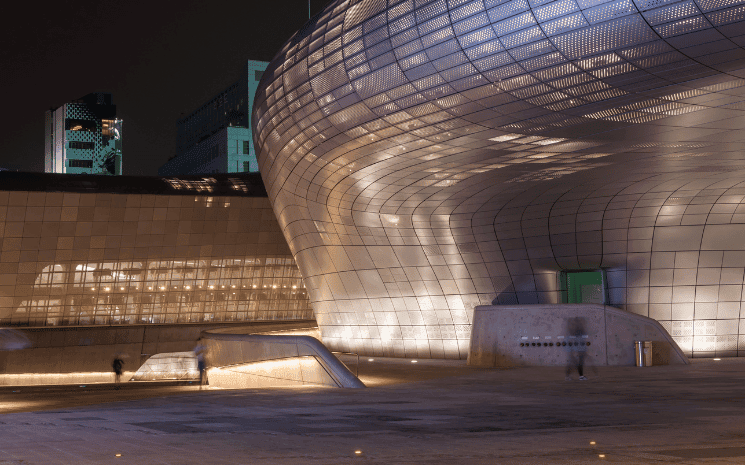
[634,341,652,367]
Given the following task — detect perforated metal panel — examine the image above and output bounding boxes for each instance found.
[255,0,745,359]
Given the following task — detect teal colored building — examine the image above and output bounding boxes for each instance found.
[159,60,267,175]
[44,93,123,175]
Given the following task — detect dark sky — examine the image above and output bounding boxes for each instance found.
[0,0,328,175]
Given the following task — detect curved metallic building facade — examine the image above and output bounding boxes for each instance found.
[254,0,745,358]
[0,173,312,327]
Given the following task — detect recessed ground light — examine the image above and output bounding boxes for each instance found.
[411,360,417,363]
[590,441,596,445]
[354,450,362,455]
[368,358,374,362]
[714,358,721,361]
[599,454,605,458]
[115,453,122,457]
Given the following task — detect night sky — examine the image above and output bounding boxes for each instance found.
[0,0,328,175]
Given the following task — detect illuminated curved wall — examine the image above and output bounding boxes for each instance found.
[0,173,312,327]
[254,0,745,358]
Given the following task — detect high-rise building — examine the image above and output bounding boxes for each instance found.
[158,60,268,176]
[44,93,122,175]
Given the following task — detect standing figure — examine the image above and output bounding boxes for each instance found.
[113,356,124,384]
[194,338,208,388]
[565,317,588,381]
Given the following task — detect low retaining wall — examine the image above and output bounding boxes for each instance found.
[130,352,199,381]
[0,320,316,379]
[468,304,688,367]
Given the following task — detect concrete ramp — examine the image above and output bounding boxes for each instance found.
[201,332,365,389]
[468,304,689,367]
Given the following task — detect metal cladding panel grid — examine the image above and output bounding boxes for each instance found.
[0,192,312,327]
[254,0,745,358]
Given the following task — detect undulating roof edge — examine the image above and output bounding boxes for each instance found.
[0,171,268,197]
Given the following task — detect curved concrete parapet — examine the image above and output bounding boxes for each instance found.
[131,352,199,381]
[201,332,365,388]
[468,304,689,367]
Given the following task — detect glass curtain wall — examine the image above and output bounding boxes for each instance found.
[14,258,310,326]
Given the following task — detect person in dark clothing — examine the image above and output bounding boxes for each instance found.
[113,356,124,384]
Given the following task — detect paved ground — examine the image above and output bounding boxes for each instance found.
[2,358,745,464]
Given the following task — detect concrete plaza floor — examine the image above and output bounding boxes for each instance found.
[2,357,745,464]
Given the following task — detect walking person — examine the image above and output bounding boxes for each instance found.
[113,355,124,385]
[565,317,588,381]
[194,338,208,388]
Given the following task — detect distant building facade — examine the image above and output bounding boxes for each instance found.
[158,60,267,176]
[45,93,123,175]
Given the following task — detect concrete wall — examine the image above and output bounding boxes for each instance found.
[207,356,339,389]
[468,304,689,368]
[0,321,315,377]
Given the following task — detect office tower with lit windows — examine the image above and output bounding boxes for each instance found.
[158,60,268,175]
[44,93,123,175]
